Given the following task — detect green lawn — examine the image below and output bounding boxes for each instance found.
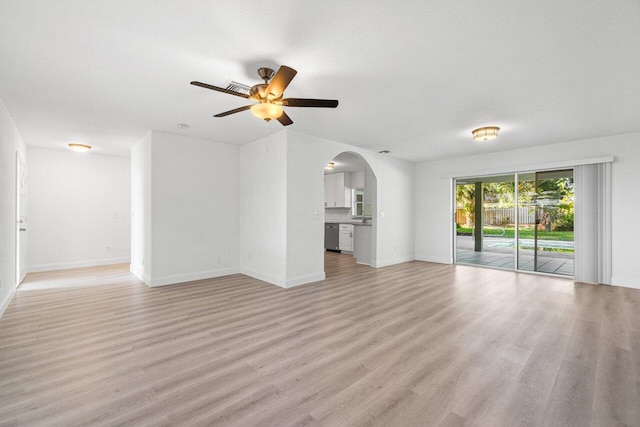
[456,226,573,241]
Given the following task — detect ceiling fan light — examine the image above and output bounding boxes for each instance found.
[472,126,500,141]
[251,102,283,120]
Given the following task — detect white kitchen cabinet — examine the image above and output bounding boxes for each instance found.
[324,172,351,208]
[339,224,354,251]
[353,225,371,265]
[324,174,335,207]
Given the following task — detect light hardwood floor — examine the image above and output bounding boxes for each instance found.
[1,253,639,426]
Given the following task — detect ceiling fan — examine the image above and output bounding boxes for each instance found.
[190,65,338,126]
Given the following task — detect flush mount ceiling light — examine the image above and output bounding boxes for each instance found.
[472,126,500,141]
[325,162,335,170]
[68,143,91,152]
[250,102,284,121]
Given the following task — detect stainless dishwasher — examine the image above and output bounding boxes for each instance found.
[325,223,340,251]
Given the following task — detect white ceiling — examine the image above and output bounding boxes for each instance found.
[1,1,639,161]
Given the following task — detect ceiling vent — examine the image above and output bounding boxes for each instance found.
[224,80,251,95]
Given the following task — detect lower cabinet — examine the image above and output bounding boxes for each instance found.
[339,224,354,252]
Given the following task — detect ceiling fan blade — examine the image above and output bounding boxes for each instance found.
[191,81,249,99]
[277,111,293,126]
[283,98,339,108]
[214,105,252,117]
[265,66,297,99]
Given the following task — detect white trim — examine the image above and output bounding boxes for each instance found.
[442,155,614,180]
[372,255,415,268]
[148,267,239,287]
[129,263,150,285]
[285,272,325,288]
[0,288,16,319]
[28,257,131,273]
[610,276,640,290]
[239,268,286,288]
[415,254,453,264]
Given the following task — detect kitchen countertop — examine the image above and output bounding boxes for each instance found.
[325,220,372,226]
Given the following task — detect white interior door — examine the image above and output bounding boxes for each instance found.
[16,152,28,284]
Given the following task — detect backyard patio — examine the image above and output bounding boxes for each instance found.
[455,236,574,276]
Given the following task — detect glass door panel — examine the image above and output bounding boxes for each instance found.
[533,170,574,275]
[455,175,515,269]
[517,173,536,272]
[517,170,574,275]
[482,177,515,269]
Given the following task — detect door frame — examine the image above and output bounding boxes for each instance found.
[15,151,27,285]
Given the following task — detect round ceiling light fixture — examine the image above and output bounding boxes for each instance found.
[68,143,91,152]
[472,126,500,141]
[250,102,283,121]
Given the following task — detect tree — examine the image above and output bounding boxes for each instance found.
[518,176,574,231]
[456,184,475,227]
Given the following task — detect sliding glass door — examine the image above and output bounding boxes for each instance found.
[517,170,574,275]
[455,169,574,277]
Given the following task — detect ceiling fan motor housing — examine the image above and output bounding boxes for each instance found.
[257,67,275,82]
[249,83,269,100]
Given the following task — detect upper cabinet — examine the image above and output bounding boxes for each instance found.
[324,172,351,208]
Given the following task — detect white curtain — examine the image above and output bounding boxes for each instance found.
[574,163,612,284]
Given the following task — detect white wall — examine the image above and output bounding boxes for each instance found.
[239,131,288,286]
[0,99,27,317]
[130,131,240,287]
[27,147,131,272]
[414,132,640,289]
[236,129,415,289]
[130,128,415,290]
[130,132,151,282]
[151,132,239,285]
[286,130,415,286]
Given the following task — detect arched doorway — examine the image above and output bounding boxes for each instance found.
[323,152,377,272]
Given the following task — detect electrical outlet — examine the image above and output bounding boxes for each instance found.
[216,256,222,264]
[106,246,111,253]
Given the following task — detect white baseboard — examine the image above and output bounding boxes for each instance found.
[610,276,640,290]
[130,263,151,285]
[286,271,325,288]
[372,255,415,268]
[240,268,286,288]
[0,288,16,320]
[29,257,131,273]
[415,254,453,265]
[148,267,239,287]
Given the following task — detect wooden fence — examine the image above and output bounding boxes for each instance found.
[456,208,536,226]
